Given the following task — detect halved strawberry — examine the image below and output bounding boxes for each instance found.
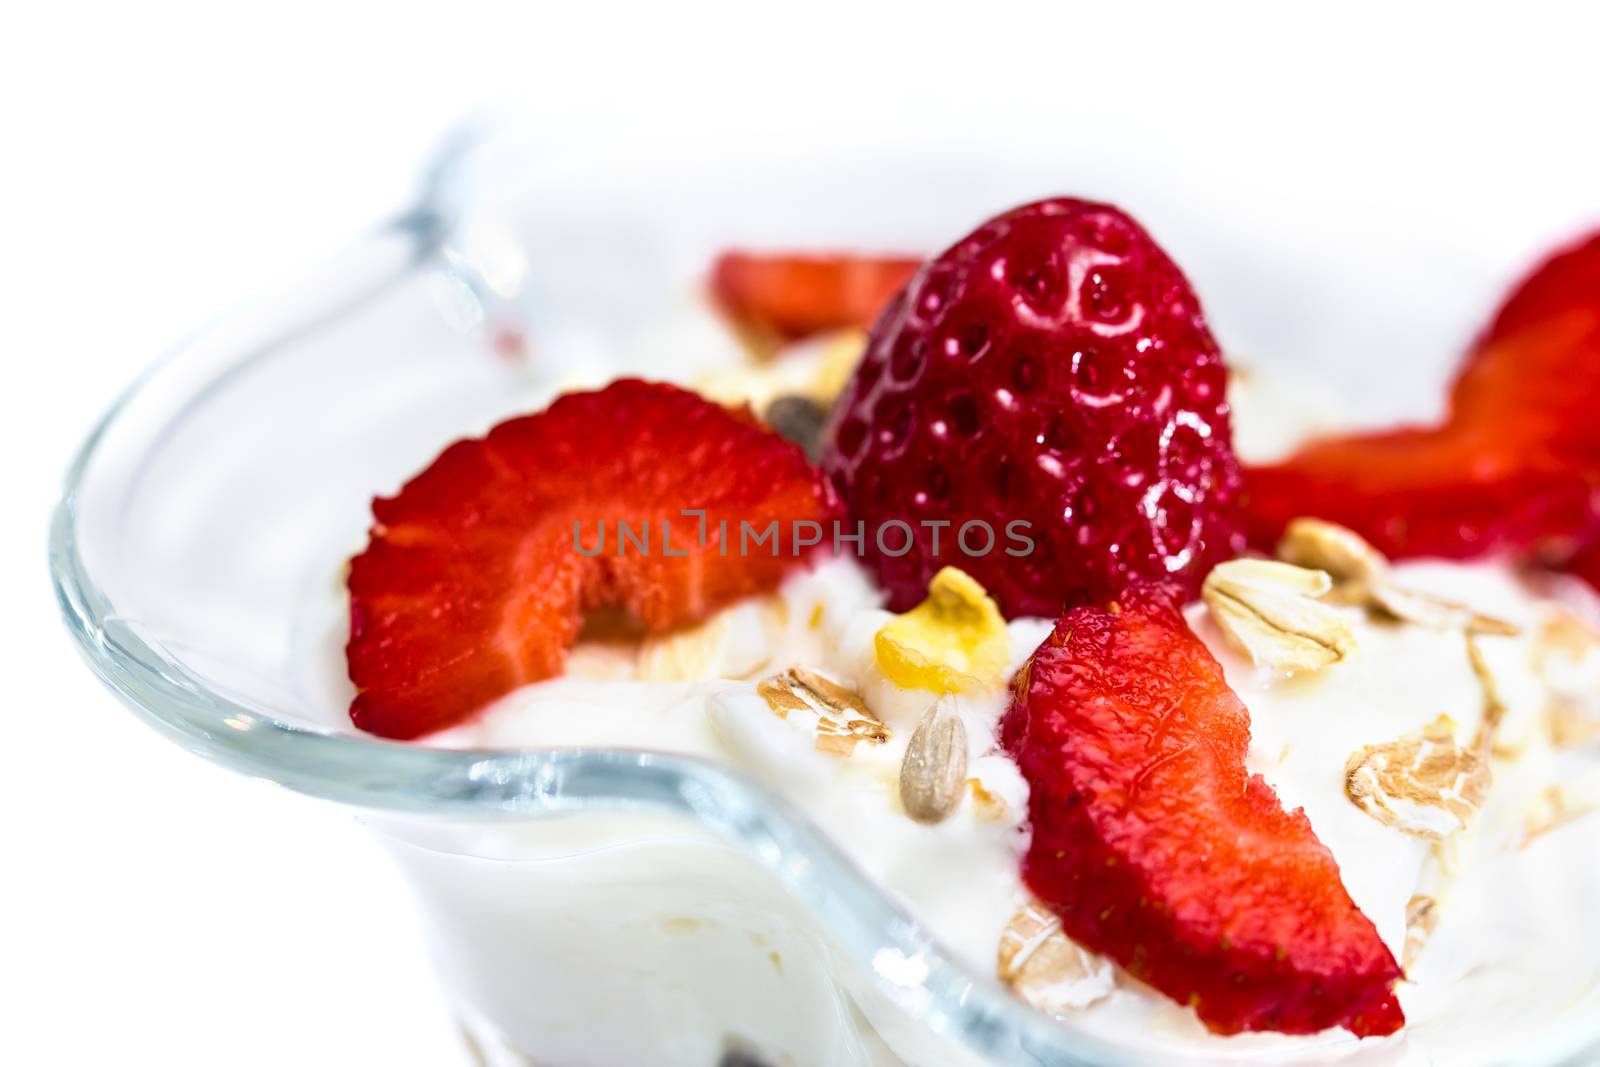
[709,251,921,344]
[1246,231,1600,561]
[347,379,839,739]
[1001,583,1403,1036]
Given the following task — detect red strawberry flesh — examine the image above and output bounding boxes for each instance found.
[347,379,839,739]
[1478,231,1600,350]
[1568,539,1600,596]
[1001,583,1404,1036]
[1246,230,1600,561]
[710,251,922,343]
[821,198,1245,618]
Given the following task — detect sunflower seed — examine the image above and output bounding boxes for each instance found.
[899,697,968,823]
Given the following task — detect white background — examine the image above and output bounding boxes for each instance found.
[4,4,1599,1065]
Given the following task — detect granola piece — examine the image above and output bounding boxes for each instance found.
[1533,613,1600,746]
[1345,715,1492,840]
[1277,517,1390,587]
[967,777,1008,821]
[756,667,889,755]
[1368,584,1520,637]
[1276,517,1518,634]
[997,901,1115,1015]
[1522,773,1600,847]
[1201,558,1356,673]
[1401,894,1440,974]
[1463,634,1512,755]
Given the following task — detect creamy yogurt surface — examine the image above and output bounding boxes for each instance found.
[331,356,1600,1066]
[423,545,1600,1065]
[433,558,1055,980]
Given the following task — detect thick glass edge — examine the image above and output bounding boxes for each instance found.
[51,459,1134,1065]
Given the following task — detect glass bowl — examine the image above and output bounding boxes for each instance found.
[49,124,1600,1067]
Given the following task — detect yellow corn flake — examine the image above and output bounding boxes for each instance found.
[875,567,1008,693]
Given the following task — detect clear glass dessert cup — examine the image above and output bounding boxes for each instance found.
[49,125,1600,1067]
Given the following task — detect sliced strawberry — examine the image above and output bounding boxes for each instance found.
[709,251,921,344]
[1244,422,1600,560]
[1246,231,1600,560]
[1001,583,1403,1036]
[347,379,838,739]
[1478,230,1600,350]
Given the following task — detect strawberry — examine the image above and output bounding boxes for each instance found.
[709,251,922,345]
[1568,539,1600,595]
[1000,583,1404,1036]
[1246,229,1600,561]
[821,198,1245,618]
[1478,230,1600,350]
[346,379,838,739]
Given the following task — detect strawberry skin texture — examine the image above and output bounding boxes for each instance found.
[1001,583,1404,1036]
[710,251,922,342]
[822,198,1245,618]
[1246,231,1600,561]
[347,379,839,739]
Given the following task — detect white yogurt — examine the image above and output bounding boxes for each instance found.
[343,360,1600,1066]
[429,557,1052,979]
[381,550,1600,1067]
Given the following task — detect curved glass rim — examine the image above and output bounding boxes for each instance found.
[43,126,1148,1067]
[45,125,1600,1067]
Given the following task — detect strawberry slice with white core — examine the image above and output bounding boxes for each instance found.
[347,379,839,739]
